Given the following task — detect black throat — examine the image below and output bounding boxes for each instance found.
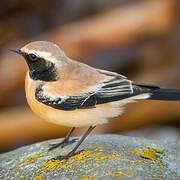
[29,64,57,82]
[23,53,58,82]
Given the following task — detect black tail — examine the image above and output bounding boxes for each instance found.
[148,89,180,101]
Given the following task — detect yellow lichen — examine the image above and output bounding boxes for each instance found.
[146,146,164,154]
[71,151,102,161]
[129,147,165,168]
[108,171,130,177]
[15,145,166,179]
[108,172,114,176]
[41,150,126,174]
[94,153,124,162]
[81,174,98,180]
[19,153,42,165]
[41,151,103,171]
[117,171,129,176]
[42,160,66,171]
[34,173,44,180]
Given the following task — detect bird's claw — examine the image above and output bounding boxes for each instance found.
[61,138,78,148]
[48,138,78,151]
[51,150,84,161]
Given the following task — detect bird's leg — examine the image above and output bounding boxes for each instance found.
[52,126,96,161]
[48,127,77,151]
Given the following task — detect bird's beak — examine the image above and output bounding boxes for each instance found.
[9,48,22,54]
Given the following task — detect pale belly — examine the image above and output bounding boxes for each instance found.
[26,90,124,127]
[25,73,130,127]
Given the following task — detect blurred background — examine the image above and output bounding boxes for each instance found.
[0,0,180,153]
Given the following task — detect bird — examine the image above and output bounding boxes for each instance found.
[10,41,180,160]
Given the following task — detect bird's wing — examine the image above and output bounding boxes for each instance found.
[35,70,159,111]
[95,68,127,79]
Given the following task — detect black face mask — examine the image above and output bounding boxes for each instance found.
[23,53,58,82]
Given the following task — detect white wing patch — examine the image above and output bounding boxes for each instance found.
[97,78,133,96]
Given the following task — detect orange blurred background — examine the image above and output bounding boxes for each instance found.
[0,0,179,153]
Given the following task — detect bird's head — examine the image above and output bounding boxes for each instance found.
[10,41,68,81]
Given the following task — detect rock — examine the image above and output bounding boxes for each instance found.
[124,125,180,142]
[0,135,179,180]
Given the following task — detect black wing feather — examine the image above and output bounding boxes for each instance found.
[35,79,159,111]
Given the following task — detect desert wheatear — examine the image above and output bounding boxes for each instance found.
[10,41,180,160]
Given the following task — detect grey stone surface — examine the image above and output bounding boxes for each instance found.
[0,135,179,180]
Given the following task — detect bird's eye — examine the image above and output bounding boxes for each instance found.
[29,54,38,61]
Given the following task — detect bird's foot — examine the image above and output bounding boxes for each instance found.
[48,138,78,151]
[51,150,84,161]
